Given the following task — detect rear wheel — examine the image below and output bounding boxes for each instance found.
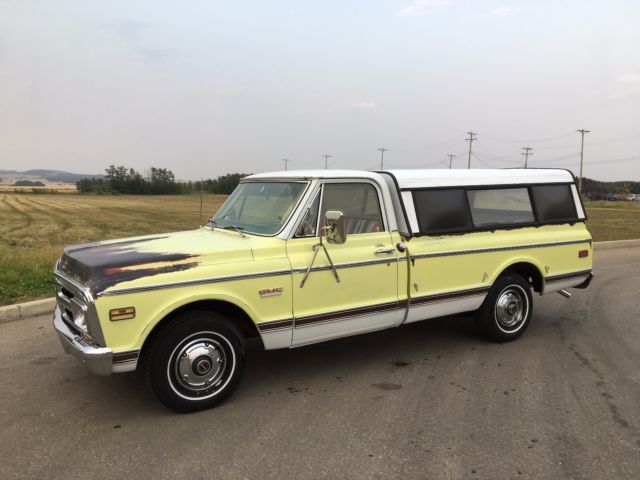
[476,273,532,342]
[141,311,245,413]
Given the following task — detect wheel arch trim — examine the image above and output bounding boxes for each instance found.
[489,257,546,293]
[137,293,267,357]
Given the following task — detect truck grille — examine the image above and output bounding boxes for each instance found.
[54,269,92,336]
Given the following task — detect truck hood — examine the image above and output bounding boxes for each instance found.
[57,229,255,296]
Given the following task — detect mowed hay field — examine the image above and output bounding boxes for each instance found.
[0,194,639,306]
[0,193,226,306]
[583,201,640,241]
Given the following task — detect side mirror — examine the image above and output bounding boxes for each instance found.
[323,210,347,244]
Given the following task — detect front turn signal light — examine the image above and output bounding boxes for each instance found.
[110,307,136,321]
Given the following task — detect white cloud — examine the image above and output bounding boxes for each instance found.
[398,0,452,18]
[353,101,376,109]
[489,6,513,17]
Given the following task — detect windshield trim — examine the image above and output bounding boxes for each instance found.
[211,180,311,237]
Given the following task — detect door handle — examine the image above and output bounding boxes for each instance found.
[374,248,395,255]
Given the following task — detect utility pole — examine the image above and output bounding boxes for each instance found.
[521,146,533,168]
[577,129,590,194]
[446,154,455,169]
[282,158,291,171]
[465,131,477,169]
[322,154,333,170]
[199,177,204,226]
[377,147,387,170]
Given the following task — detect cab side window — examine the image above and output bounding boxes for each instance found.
[321,183,384,234]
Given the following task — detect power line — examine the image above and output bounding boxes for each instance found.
[577,129,590,193]
[472,153,498,169]
[482,131,575,144]
[322,154,333,170]
[465,131,477,169]
[533,134,640,150]
[587,133,640,145]
[377,147,387,170]
[528,153,580,164]
[532,144,578,150]
[521,146,533,168]
[472,146,514,162]
[583,155,640,166]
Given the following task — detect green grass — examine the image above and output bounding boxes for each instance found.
[1,194,639,306]
[584,200,640,242]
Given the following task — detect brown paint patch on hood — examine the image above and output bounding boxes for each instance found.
[58,237,200,295]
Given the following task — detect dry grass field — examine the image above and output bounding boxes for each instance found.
[0,194,638,305]
[0,183,77,192]
[0,193,226,305]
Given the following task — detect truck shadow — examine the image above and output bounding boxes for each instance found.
[238,314,481,396]
[93,310,559,415]
[90,314,480,415]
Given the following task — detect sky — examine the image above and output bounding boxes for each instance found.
[0,0,639,181]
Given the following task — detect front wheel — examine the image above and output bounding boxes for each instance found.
[476,273,533,342]
[142,311,245,413]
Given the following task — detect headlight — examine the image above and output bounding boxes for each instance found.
[73,313,96,344]
[74,313,88,332]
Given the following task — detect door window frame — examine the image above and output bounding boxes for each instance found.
[289,179,390,239]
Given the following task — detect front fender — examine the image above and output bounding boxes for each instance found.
[95,276,293,352]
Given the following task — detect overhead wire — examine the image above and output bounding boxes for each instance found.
[276,131,638,171]
[482,131,576,144]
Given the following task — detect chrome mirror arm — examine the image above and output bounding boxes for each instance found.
[300,244,321,288]
[320,242,340,284]
[299,229,341,288]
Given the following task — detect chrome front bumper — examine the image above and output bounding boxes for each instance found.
[53,305,114,376]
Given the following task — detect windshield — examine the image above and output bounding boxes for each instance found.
[211,181,308,235]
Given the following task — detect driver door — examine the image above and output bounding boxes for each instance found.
[286,181,402,346]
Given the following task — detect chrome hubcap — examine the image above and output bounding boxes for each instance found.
[174,339,225,392]
[495,287,526,330]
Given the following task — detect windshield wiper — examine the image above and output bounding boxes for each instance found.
[209,217,246,237]
[221,223,246,237]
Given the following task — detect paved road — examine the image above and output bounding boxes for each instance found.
[1,248,639,480]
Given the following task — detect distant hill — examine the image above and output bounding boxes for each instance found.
[0,169,102,184]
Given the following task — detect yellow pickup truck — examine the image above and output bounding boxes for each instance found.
[53,169,593,412]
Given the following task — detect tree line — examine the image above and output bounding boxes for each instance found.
[582,177,640,198]
[75,168,640,197]
[77,166,249,195]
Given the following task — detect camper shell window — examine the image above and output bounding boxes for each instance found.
[467,188,535,227]
[410,183,580,235]
[530,184,577,222]
[413,189,472,233]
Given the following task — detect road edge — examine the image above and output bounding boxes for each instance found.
[2,238,640,324]
[0,297,56,324]
[592,238,640,251]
